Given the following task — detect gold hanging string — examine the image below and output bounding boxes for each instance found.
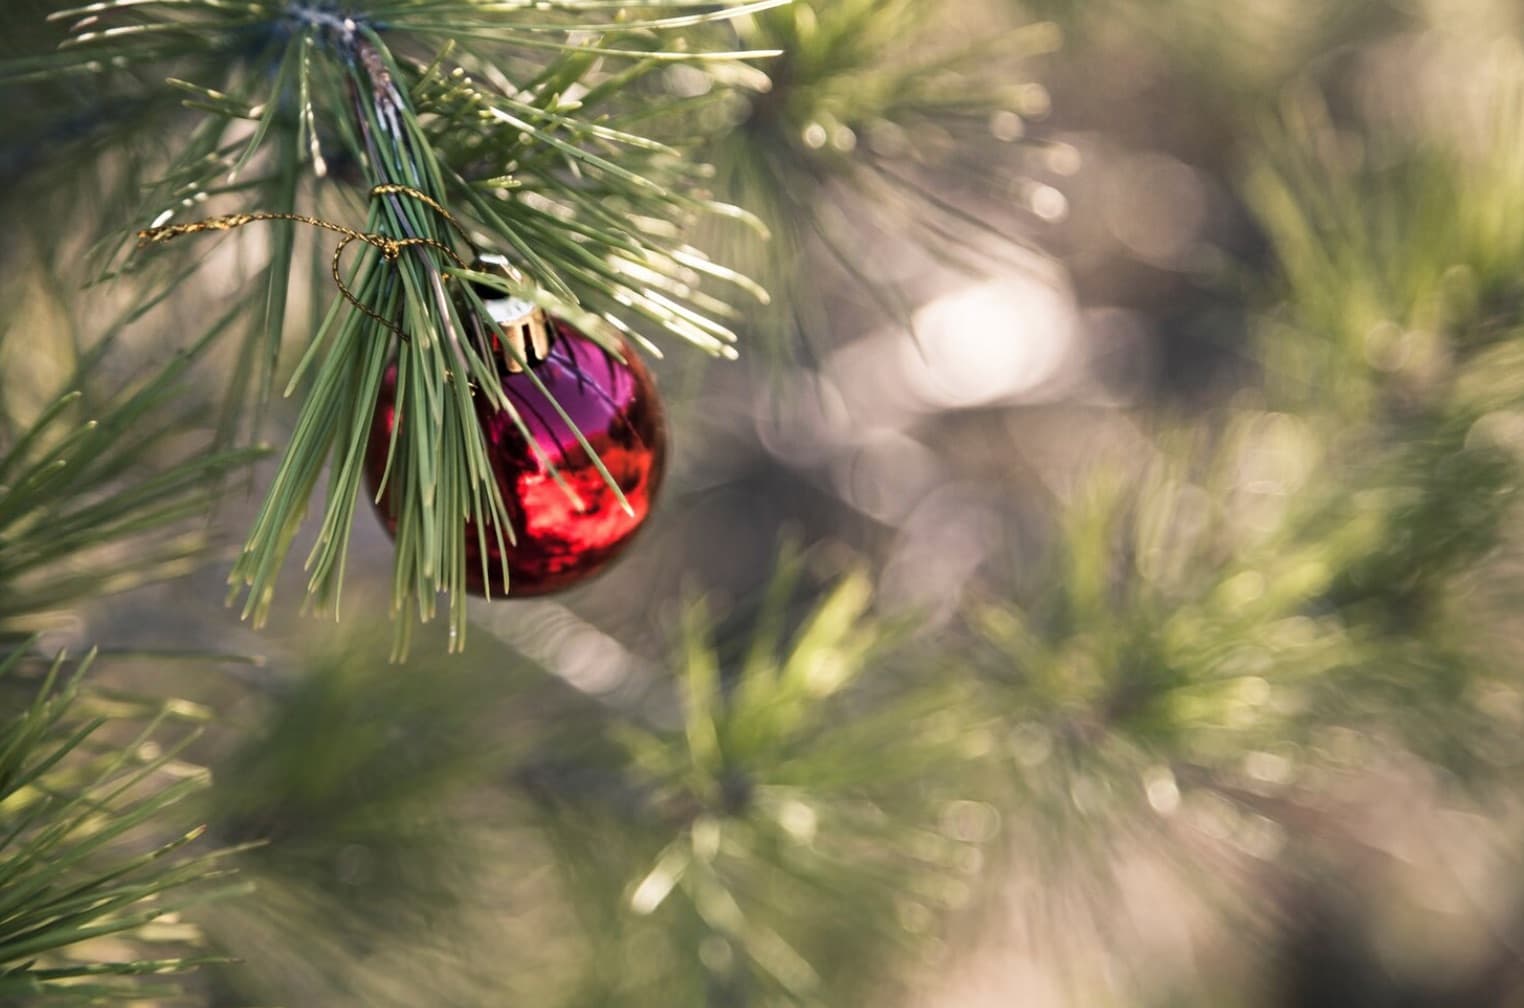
[134,184,470,340]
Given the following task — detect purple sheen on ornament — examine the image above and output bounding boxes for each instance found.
[365,318,667,597]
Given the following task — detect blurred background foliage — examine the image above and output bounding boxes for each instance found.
[8,0,1524,1005]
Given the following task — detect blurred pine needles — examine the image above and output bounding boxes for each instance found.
[0,648,245,1004]
[8,0,1524,1005]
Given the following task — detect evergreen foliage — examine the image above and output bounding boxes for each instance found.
[4,0,1524,1005]
[0,648,242,1004]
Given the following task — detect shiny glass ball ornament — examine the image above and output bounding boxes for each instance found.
[365,268,668,597]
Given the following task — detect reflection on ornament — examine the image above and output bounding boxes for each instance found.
[366,309,667,597]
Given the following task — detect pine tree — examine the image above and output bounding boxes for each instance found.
[5,0,1524,1005]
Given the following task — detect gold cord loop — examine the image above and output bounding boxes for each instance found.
[134,185,470,341]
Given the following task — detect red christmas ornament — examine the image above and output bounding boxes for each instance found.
[365,285,667,597]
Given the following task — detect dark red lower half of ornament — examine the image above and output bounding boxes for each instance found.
[365,322,668,597]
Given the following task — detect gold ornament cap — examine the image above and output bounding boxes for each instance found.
[471,253,553,373]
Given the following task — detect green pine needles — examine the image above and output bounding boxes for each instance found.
[530,560,987,1005]
[700,0,1061,347]
[0,335,260,647]
[5,0,785,653]
[0,648,244,1004]
[0,298,257,1005]
[0,0,1054,652]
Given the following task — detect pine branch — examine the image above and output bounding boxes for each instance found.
[693,0,1062,350]
[956,63,1524,962]
[0,646,246,1004]
[524,558,986,1005]
[1,0,781,653]
[0,329,261,645]
[1250,84,1524,419]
